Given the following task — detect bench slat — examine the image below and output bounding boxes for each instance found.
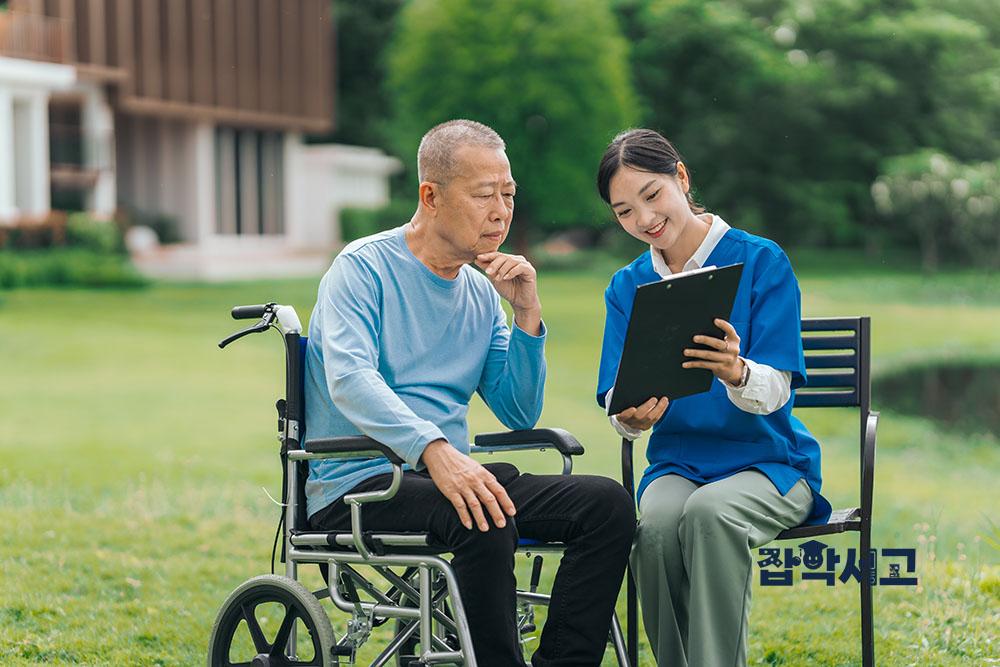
[803,335,858,350]
[804,371,857,388]
[775,507,862,540]
[794,390,859,408]
[805,352,858,369]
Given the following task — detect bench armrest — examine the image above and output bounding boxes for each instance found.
[299,435,405,466]
[860,411,878,523]
[471,428,585,457]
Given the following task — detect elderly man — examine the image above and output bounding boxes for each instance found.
[303,119,634,666]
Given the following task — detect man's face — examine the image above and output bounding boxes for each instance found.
[432,145,516,259]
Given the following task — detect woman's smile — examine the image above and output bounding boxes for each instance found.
[644,219,668,238]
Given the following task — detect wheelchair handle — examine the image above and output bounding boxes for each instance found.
[232,303,273,320]
[218,317,272,348]
[218,303,303,349]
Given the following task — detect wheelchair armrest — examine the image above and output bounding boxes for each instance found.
[471,428,585,457]
[302,436,405,466]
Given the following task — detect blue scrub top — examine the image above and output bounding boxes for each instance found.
[597,227,832,525]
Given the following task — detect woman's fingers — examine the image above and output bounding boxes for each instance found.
[616,396,668,430]
[683,348,733,364]
[632,397,659,420]
[715,318,739,339]
[651,397,670,419]
[691,334,728,351]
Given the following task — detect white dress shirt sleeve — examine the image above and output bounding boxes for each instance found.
[724,357,792,415]
[605,387,644,441]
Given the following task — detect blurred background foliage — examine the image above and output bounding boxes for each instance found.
[388,0,637,250]
[330,0,999,269]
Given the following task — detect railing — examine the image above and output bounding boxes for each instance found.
[0,11,72,64]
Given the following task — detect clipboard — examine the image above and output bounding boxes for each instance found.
[607,263,744,415]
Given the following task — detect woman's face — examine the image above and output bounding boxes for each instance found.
[608,163,696,251]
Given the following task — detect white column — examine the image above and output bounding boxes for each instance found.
[282,131,306,246]
[82,84,116,218]
[26,92,51,215]
[191,122,216,242]
[0,88,15,221]
[239,129,260,235]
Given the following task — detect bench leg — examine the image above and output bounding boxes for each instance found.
[860,526,875,667]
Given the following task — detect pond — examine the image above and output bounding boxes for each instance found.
[872,363,1000,437]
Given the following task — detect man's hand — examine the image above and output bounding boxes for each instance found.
[475,252,542,335]
[421,439,517,531]
[615,396,669,432]
[683,318,745,386]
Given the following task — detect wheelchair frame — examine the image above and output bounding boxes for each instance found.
[211,303,631,667]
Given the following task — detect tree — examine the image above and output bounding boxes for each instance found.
[310,0,406,149]
[387,0,638,251]
[873,151,1000,272]
[617,0,1000,249]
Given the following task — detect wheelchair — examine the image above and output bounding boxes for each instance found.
[208,302,632,666]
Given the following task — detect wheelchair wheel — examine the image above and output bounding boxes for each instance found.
[208,574,336,667]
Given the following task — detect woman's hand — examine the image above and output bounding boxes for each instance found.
[615,396,669,432]
[683,318,745,386]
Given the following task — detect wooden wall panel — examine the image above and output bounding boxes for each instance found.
[86,0,105,65]
[213,0,237,108]
[114,0,134,93]
[73,0,88,62]
[278,1,301,117]
[30,0,333,132]
[189,0,213,105]
[300,0,322,119]
[235,0,258,112]
[165,0,188,102]
[257,0,280,114]
[139,0,160,98]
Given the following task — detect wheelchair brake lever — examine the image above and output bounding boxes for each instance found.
[218,312,276,348]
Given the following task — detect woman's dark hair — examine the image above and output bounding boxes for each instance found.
[596,129,705,214]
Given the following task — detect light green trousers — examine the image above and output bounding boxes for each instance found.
[632,471,813,667]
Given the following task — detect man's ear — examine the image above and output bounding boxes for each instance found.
[419,181,440,214]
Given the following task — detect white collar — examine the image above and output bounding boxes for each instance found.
[649,214,731,278]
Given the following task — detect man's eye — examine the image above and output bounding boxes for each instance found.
[476,194,492,199]
[646,189,660,202]
[502,192,514,199]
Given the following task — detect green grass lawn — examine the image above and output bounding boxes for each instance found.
[1,261,998,665]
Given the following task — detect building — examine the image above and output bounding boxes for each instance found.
[0,0,400,279]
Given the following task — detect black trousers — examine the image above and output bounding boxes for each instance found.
[310,463,635,667]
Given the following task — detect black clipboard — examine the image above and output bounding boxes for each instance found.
[607,263,744,415]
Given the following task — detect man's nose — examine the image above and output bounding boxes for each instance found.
[488,193,508,220]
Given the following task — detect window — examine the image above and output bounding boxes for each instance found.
[214,127,284,236]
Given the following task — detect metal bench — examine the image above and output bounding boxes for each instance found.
[619,316,878,667]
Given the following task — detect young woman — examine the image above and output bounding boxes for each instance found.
[595,129,832,666]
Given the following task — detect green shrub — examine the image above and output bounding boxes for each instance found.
[339,198,416,243]
[0,249,148,289]
[65,213,124,254]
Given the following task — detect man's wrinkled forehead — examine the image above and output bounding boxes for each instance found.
[451,146,515,186]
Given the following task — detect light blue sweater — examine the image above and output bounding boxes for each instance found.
[304,226,547,518]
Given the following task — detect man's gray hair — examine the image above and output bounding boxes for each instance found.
[417,119,505,184]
